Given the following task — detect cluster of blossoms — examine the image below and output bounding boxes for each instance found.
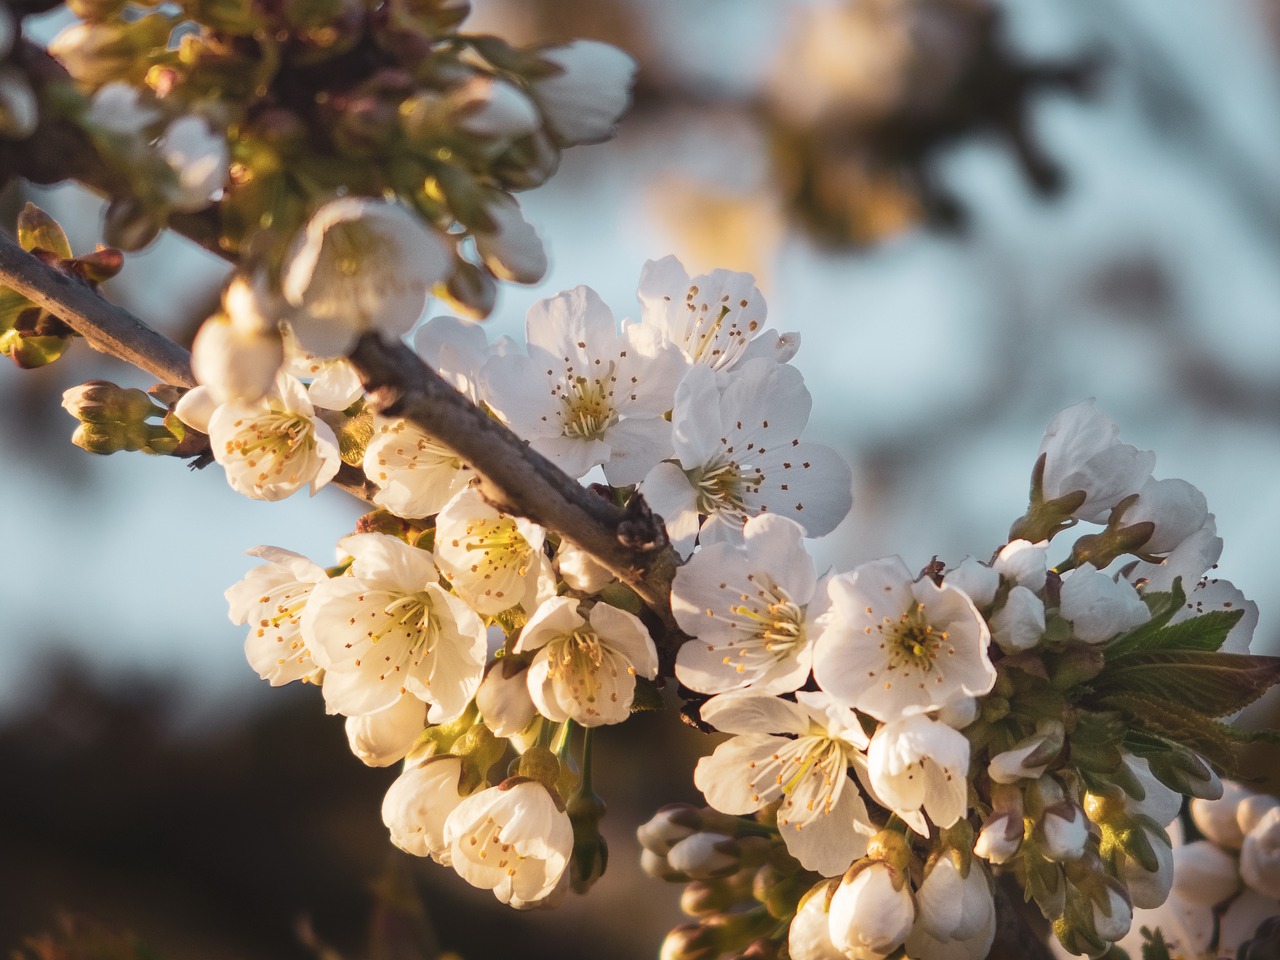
[193,254,853,909]
[49,187,1280,953]
[637,398,1278,960]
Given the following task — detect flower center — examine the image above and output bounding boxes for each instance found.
[887,602,945,672]
[559,375,616,440]
[460,517,533,577]
[374,592,438,652]
[226,411,316,485]
[465,816,522,876]
[746,736,849,825]
[546,628,618,707]
[691,457,752,516]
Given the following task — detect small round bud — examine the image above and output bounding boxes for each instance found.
[1172,840,1241,906]
[667,833,741,880]
[637,804,702,855]
[1192,781,1254,850]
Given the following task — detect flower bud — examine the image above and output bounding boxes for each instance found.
[474,194,547,285]
[990,584,1045,652]
[1040,803,1090,862]
[475,659,537,738]
[48,16,171,86]
[827,859,914,959]
[1241,806,1280,899]
[1119,477,1209,557]
[1172,840,1240,906]
[62,380,162,424]
[1192,781,1253,849]
[660,923,721,960]
[530,41,636,145]
[638,804,703,856]
[192,312,285,405]
[344,694,427,767]
[1091,882,1134,942]
[381,754,466,861]
[0,68,37,141]
[449,75,540,140]
[1058,563,1151,644]
[974,810,1023,864]
[667,833,741,880]
[641,848,688,882]
[988,721,1064,783]
[944,556,999,608]
[787,881,842,960]
[1238,793,1280,837]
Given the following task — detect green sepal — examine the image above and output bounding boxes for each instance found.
[630,677,665,713]
[316,406,374,466]
[1123,730,1219,798]
[1025,855,1064,917]
[1140,926,1173,960]
[17,203,73,259]
[1092,651,1280,719]
[1069,710,1127,776]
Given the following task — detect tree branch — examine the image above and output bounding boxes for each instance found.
[0,229,688,661]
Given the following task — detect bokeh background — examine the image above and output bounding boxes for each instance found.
[3,0,1280,957]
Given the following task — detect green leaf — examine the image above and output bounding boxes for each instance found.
[1107,609,1244,659]
[17,202,73,259]
[0,286,31,333]
[1099,692,1240,774]
[1141,926,1173,960]
[1069,710,1127,775]
[1103,581,1188,658]
[5,332,73,368]
[1092,651,1280,718]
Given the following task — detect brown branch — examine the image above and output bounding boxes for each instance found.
[347,333,686,654]
[0,229,687,661]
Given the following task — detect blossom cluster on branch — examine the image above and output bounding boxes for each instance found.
[0,2,1278,958]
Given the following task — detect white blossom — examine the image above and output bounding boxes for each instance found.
[1116,892,1214,960]
[1091,883,1134,942]
[156,115,228,212]
[1037,399,1155,522]
[1117,822,1175,909]
[474,194,547,285]
[530,40,636,145]
[813,556,996,722]
[282,329,365,411]
[944,556,999,609]
[994,539,1047,592]
[226,545,328,685]
[303,533,487,720]
[176,374,342,501]
[915,855,995,944]
[281,197,451,357]
[1171,840,1240,906]
[434,488,554,616]
[693,691,873,877]
[383,755,469,861]
[413,314,495,402]
[363,418,470,519]
[788,883,844,960]
[1059,564,1152,645]
[635,256,796,374]
[442,778,573,907]
[476,660,537,738]
[1241,806,1280,899]
[988,723,1063,784]
[865,715,970,835]
[482,286,685,484]
[672,514,822,696]
[1169,576,1258,655]
[516,597,658,727]
[640,360,852,555]
[450,76,540,140]
[1192,781,1254,850]
[191,311,284,406]
[1127,514,1222,592]
[1040,804,1089,861]
[1121,477,1210,556]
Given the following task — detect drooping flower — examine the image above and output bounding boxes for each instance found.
[913,855,996,947]
[672,514,823,695]
[516,597,658,727]
[864,714,970,835]
[226,545,329,686]
[827,859,915,959]
[441,778,574,907]
[640,359,853,555]
[635,256,798,374]
[383,755,470,861]
[345,693,428,767]
[175,374,342,501]
[280,197,452,357]
[302,533,487,721]
[481,285,685,484]
[1118,477,1210,557]
[191,276,286,405]
[693,691,873,877]
[812,556,996,722]
[433,488,554,616]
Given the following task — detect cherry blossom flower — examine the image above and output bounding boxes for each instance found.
[812,556,996,722]
[282,330,365,412]
[434,488,554,616]
[227,545,328,685]
[913,856,995,947]
[1037,399,1155,523]
[788,882,844,960]
[640,359,853,555]
[989,585,1045,653]
[302,533,487,721]
[516,597,658,727]
[383,755,469,861]
[635,256,798,374]
[363,418,471,519]
[1058,564,1152,645]
[671,514,823,695]
[693,691,873,877]
[442,778,574,907]
[1120,477,1210,556]
[476,660,537,738]
[864,715,970,835]
[175,374,341,501]
[191,302,283,405]
[156,114,228,212]
[280,197,451,357]
[481,285,685,484]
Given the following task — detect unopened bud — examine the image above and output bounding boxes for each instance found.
[1040,803,1090,862]
[1173,840,1241,906]
[989,721,1064,783]
[641,848,688,882]
[103,197,161,252]
[667,833,741,880]
[1241,806,1280,899]
[1238,794,1280,837]
[62,380,162,424]
[475,659,536,737]
[1193,781,1254,849]
[638,804,703,855]
[975,811,1024,864]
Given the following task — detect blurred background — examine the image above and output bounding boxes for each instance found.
[3,0,1280,956]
